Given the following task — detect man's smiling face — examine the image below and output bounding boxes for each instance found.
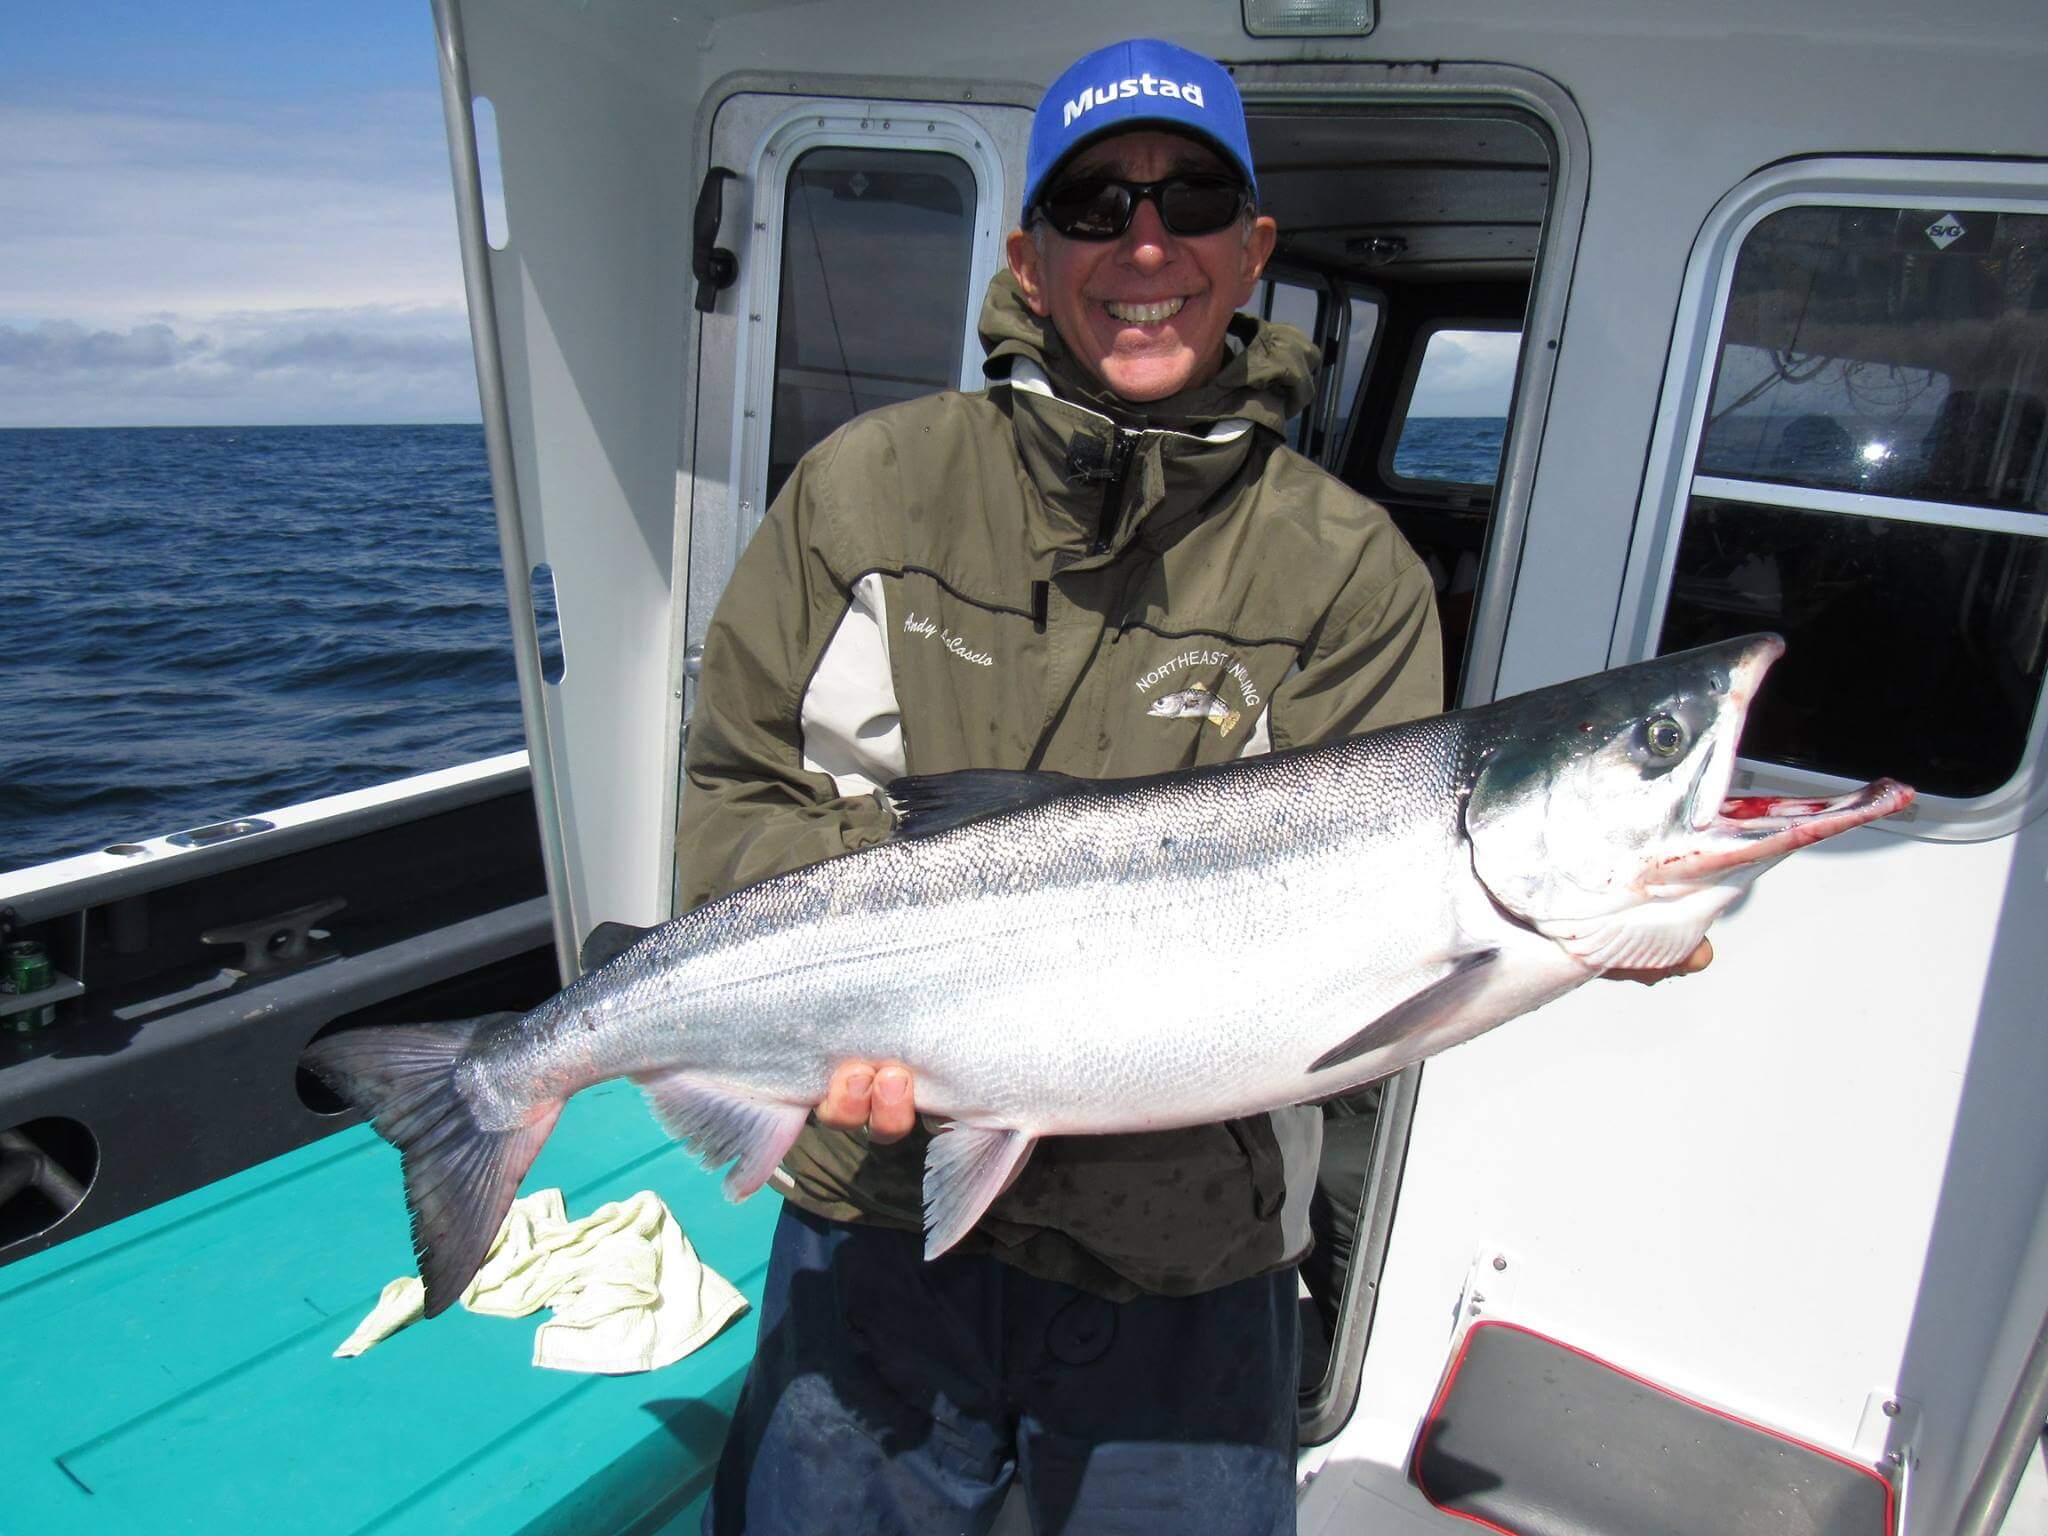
[1006,130,1278,403]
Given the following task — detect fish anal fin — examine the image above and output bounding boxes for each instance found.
[884,769,1090,840]
[1308,949,1502,1074]
[635,1070,810,1199]
[922,1125,1035,1259]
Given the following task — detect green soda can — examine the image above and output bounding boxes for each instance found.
[4,941,56,1030]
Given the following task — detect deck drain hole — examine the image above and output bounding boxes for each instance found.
[0,1117,98,1249]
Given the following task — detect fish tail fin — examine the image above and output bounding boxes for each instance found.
[1218,708,1242,736]
[302,1015,560,1317]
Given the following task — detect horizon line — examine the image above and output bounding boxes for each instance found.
[0,419,488,431]
[0,412,1512,431]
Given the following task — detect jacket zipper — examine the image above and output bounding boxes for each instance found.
[1091,428,1141,555]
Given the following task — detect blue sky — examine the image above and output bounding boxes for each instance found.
[1,6,1512,426]
[0,4,481,426]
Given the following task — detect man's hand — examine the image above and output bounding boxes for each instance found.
[817,1060,917,1143]
[1606,937,1714,986]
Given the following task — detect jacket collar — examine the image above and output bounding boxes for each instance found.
[976,271,1319,567]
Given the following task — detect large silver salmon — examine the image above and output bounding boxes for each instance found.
[306,634,1911,1314]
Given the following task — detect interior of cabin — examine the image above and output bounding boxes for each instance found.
[1240,105,1550,708]
[1222,102,1554,1411]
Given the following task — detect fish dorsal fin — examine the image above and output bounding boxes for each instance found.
[1186,681,1211,694]
[885,768,1089,839]
[579,920,652,975]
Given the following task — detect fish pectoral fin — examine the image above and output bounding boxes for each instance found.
[578,920,652,975]
[922,1125,1035,1260]
[883,769,1092,840]
[633,1071,811,1200]
[1308,949,1503,1074]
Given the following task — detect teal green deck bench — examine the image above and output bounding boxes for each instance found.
[1,1084,777,1535]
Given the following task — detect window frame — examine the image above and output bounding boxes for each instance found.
[1245,262,1330,455]
[1378,316,1521,499]
[1326,279,1386,475]
[1243,265,1387,472]
[729,104,1010,551]
[1615,156,2048,841]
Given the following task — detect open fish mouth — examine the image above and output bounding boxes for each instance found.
[1657,633,1915,880]
[1662,778,1916,882]
[1714,776,1915,848]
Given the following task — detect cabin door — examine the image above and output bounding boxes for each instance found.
[677,83,1033,846]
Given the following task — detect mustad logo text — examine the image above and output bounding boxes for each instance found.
[1063,74,1206,127]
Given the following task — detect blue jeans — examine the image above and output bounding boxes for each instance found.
[704,1203,1300,1535]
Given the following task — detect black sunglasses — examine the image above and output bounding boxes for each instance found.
[1035,173,1251,241]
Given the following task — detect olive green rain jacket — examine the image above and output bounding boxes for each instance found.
[675,270,1441,1299]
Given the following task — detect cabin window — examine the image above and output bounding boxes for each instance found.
[1328,291,1382,465]
[1388,323,1517,489]
[1251,273,1324,342]
[1246,274,1327,452]
[1655,201,2048,806]
[1242,277,1381,469]
[764,148,980,507]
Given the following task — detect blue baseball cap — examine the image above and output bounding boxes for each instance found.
[1021,39,1257,223]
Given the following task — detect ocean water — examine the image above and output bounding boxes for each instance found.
[1,417,1507,878]
[2,425,520,875]
[1392,415,1506,484]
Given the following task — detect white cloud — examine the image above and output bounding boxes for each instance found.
[1409,329,1522,417]
[0,307,478,426]
[0,320,207,373]
[0,89,479,424]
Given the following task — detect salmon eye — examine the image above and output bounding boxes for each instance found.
[1646,715,1686,757]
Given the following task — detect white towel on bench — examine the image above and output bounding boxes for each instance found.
[333,1188,748,1374]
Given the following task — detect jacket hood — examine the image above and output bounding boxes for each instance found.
[978,268,1317,436]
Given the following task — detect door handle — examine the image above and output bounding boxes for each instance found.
[693,166,739,313]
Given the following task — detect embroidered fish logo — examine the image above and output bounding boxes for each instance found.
[1147,681,1241,738]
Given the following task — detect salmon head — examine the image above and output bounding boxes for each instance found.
[1460,633,1914,971]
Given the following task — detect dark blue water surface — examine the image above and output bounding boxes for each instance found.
[1392,415,1507,484]
[2,417,1509,878]
[2,425,520,875]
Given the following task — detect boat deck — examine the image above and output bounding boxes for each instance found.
[1,1083,776,1535]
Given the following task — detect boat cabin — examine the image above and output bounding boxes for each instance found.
[3,2,2045,1533]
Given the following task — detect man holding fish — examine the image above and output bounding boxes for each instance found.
[671,35,1700,1535]
[303,33,1892,1534]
